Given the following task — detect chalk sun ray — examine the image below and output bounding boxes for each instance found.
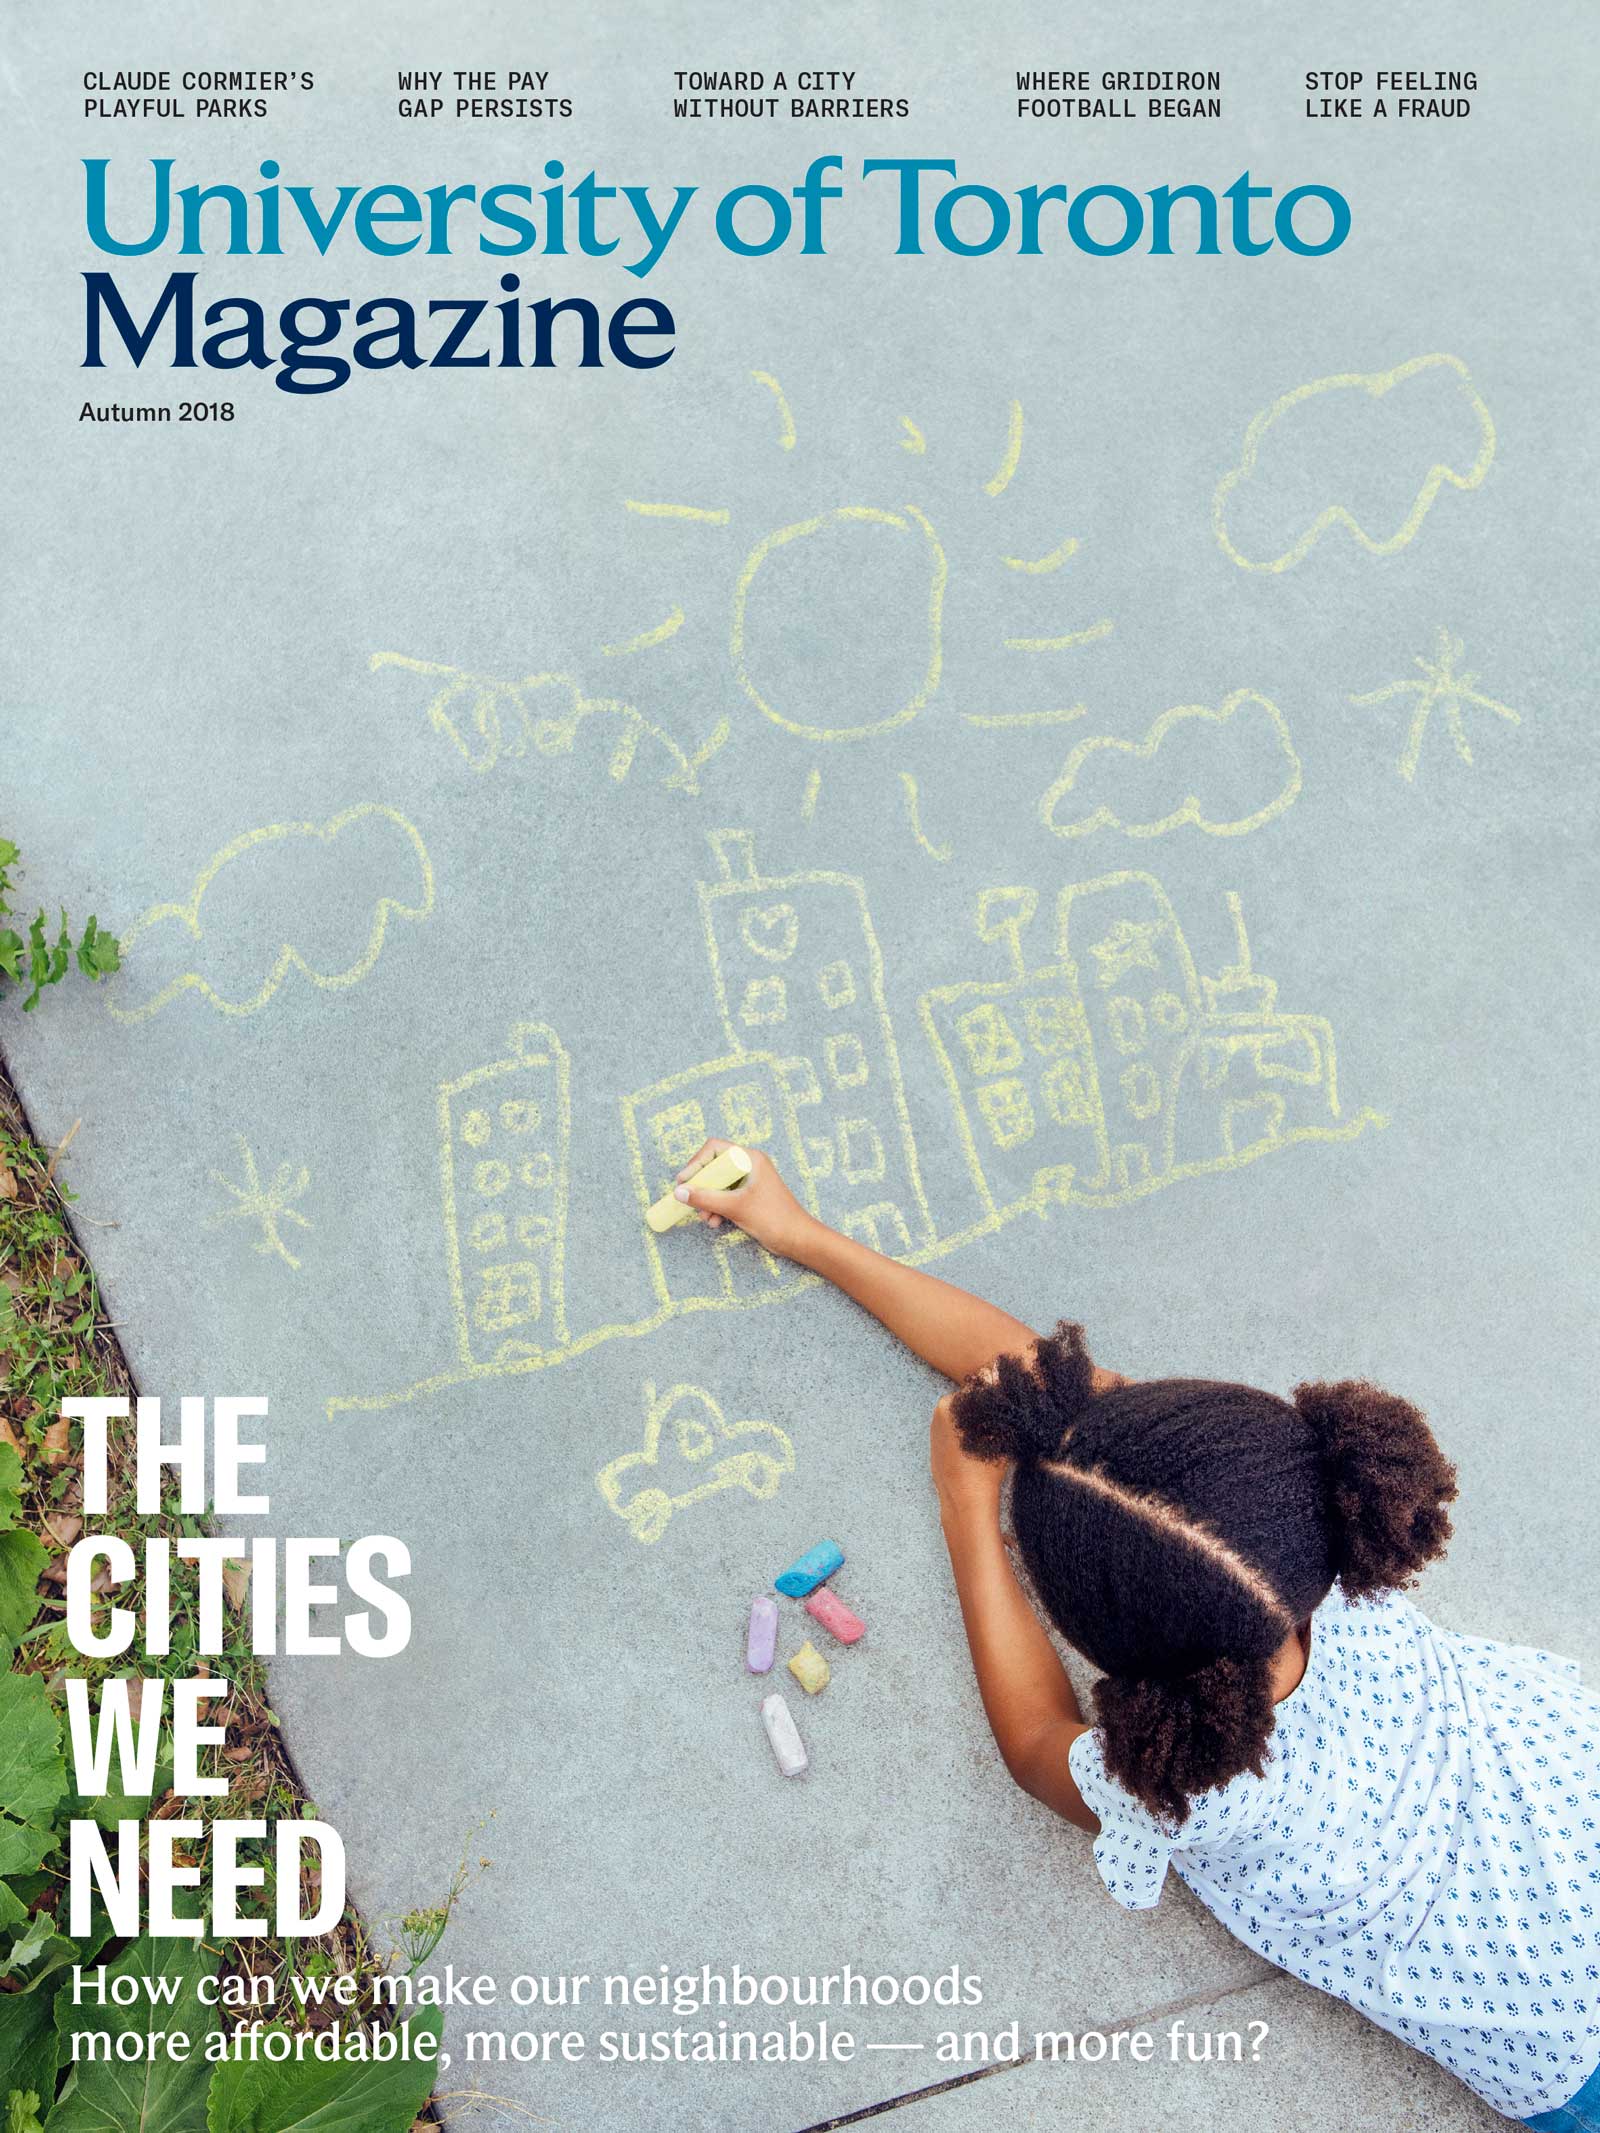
[1005,620,1114,652]
[984,401,1024,497]
[751,370,797,450]
[600,608,686,657]
[624,500,732,524]
[1001,535,1080,574]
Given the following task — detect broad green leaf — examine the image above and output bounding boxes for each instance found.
[0,1674,64,1832]
[5,1906,74,2004]
[70,1745,176,1833]
[49,1933,217,2133]
[4,1916,53,1975]
[21,916,49,1012]
[0,1532,47,1645]
[0,1962,57,2098]
[77,920,121,982]
[204,2010,442,2133]
[3,1893,110,2000]
[0,1445,22,1527]
[8,1929,80,1997]
[0,1820,52,1879]
[20,912,70,1012]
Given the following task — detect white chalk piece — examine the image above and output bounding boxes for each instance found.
[760,1692,809,1777]
[646,1145,753,1233]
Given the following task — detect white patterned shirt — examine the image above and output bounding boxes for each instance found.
[1068,1586,1600,2120]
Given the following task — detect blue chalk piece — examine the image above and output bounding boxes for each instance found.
[775,1540,845,1598]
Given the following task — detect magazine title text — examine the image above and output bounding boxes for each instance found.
[81,154,1353,393]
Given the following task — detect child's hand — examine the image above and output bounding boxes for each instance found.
[671,1141,817,1262]
[930,1392,1006,1523]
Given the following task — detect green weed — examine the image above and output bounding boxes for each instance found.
[0,842,120,1013]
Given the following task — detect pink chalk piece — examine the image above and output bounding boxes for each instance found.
[804,1588,865,1645]
[745,1594,779,1674]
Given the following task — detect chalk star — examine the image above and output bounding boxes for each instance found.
[209,1136,313,1270]
[1350,628,1524,782]
[1087,917,1164,988]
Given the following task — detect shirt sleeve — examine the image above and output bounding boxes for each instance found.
[1067,1728,1175,1911]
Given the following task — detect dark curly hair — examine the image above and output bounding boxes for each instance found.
[950,1323,1458,1827]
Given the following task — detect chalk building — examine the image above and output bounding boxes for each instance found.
[923,871,1350,1218]
[625,830,935,1312]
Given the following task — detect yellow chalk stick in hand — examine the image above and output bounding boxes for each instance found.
[788,1640,831,1696]
[645,1144,753,1233]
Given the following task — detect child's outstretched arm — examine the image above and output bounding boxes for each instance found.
[672,1141,1045,1383]
[676,1142,1102,1833]
[931,1396,1097,1833]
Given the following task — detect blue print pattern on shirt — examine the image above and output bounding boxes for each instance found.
[1067,1589,1600,2121]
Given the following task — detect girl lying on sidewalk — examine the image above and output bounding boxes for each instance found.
[673,1143,1600,2130]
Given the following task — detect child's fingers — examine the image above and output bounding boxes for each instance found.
[676,1182,742,1219]
[674,1137,730,1183]
[677,1180,752,1236]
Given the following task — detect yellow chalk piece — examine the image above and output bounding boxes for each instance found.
[645,1144,752,1233]
[788,1641,831,1696]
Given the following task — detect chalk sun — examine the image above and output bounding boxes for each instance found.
[610,370,1115,859]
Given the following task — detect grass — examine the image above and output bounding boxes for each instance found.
[0,1060,445,2122]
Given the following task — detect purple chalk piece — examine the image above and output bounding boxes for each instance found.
[745,1594,779,1674]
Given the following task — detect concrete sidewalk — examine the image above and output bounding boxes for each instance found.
[822,1977,1503,2130]
[5,4,1595,2124]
